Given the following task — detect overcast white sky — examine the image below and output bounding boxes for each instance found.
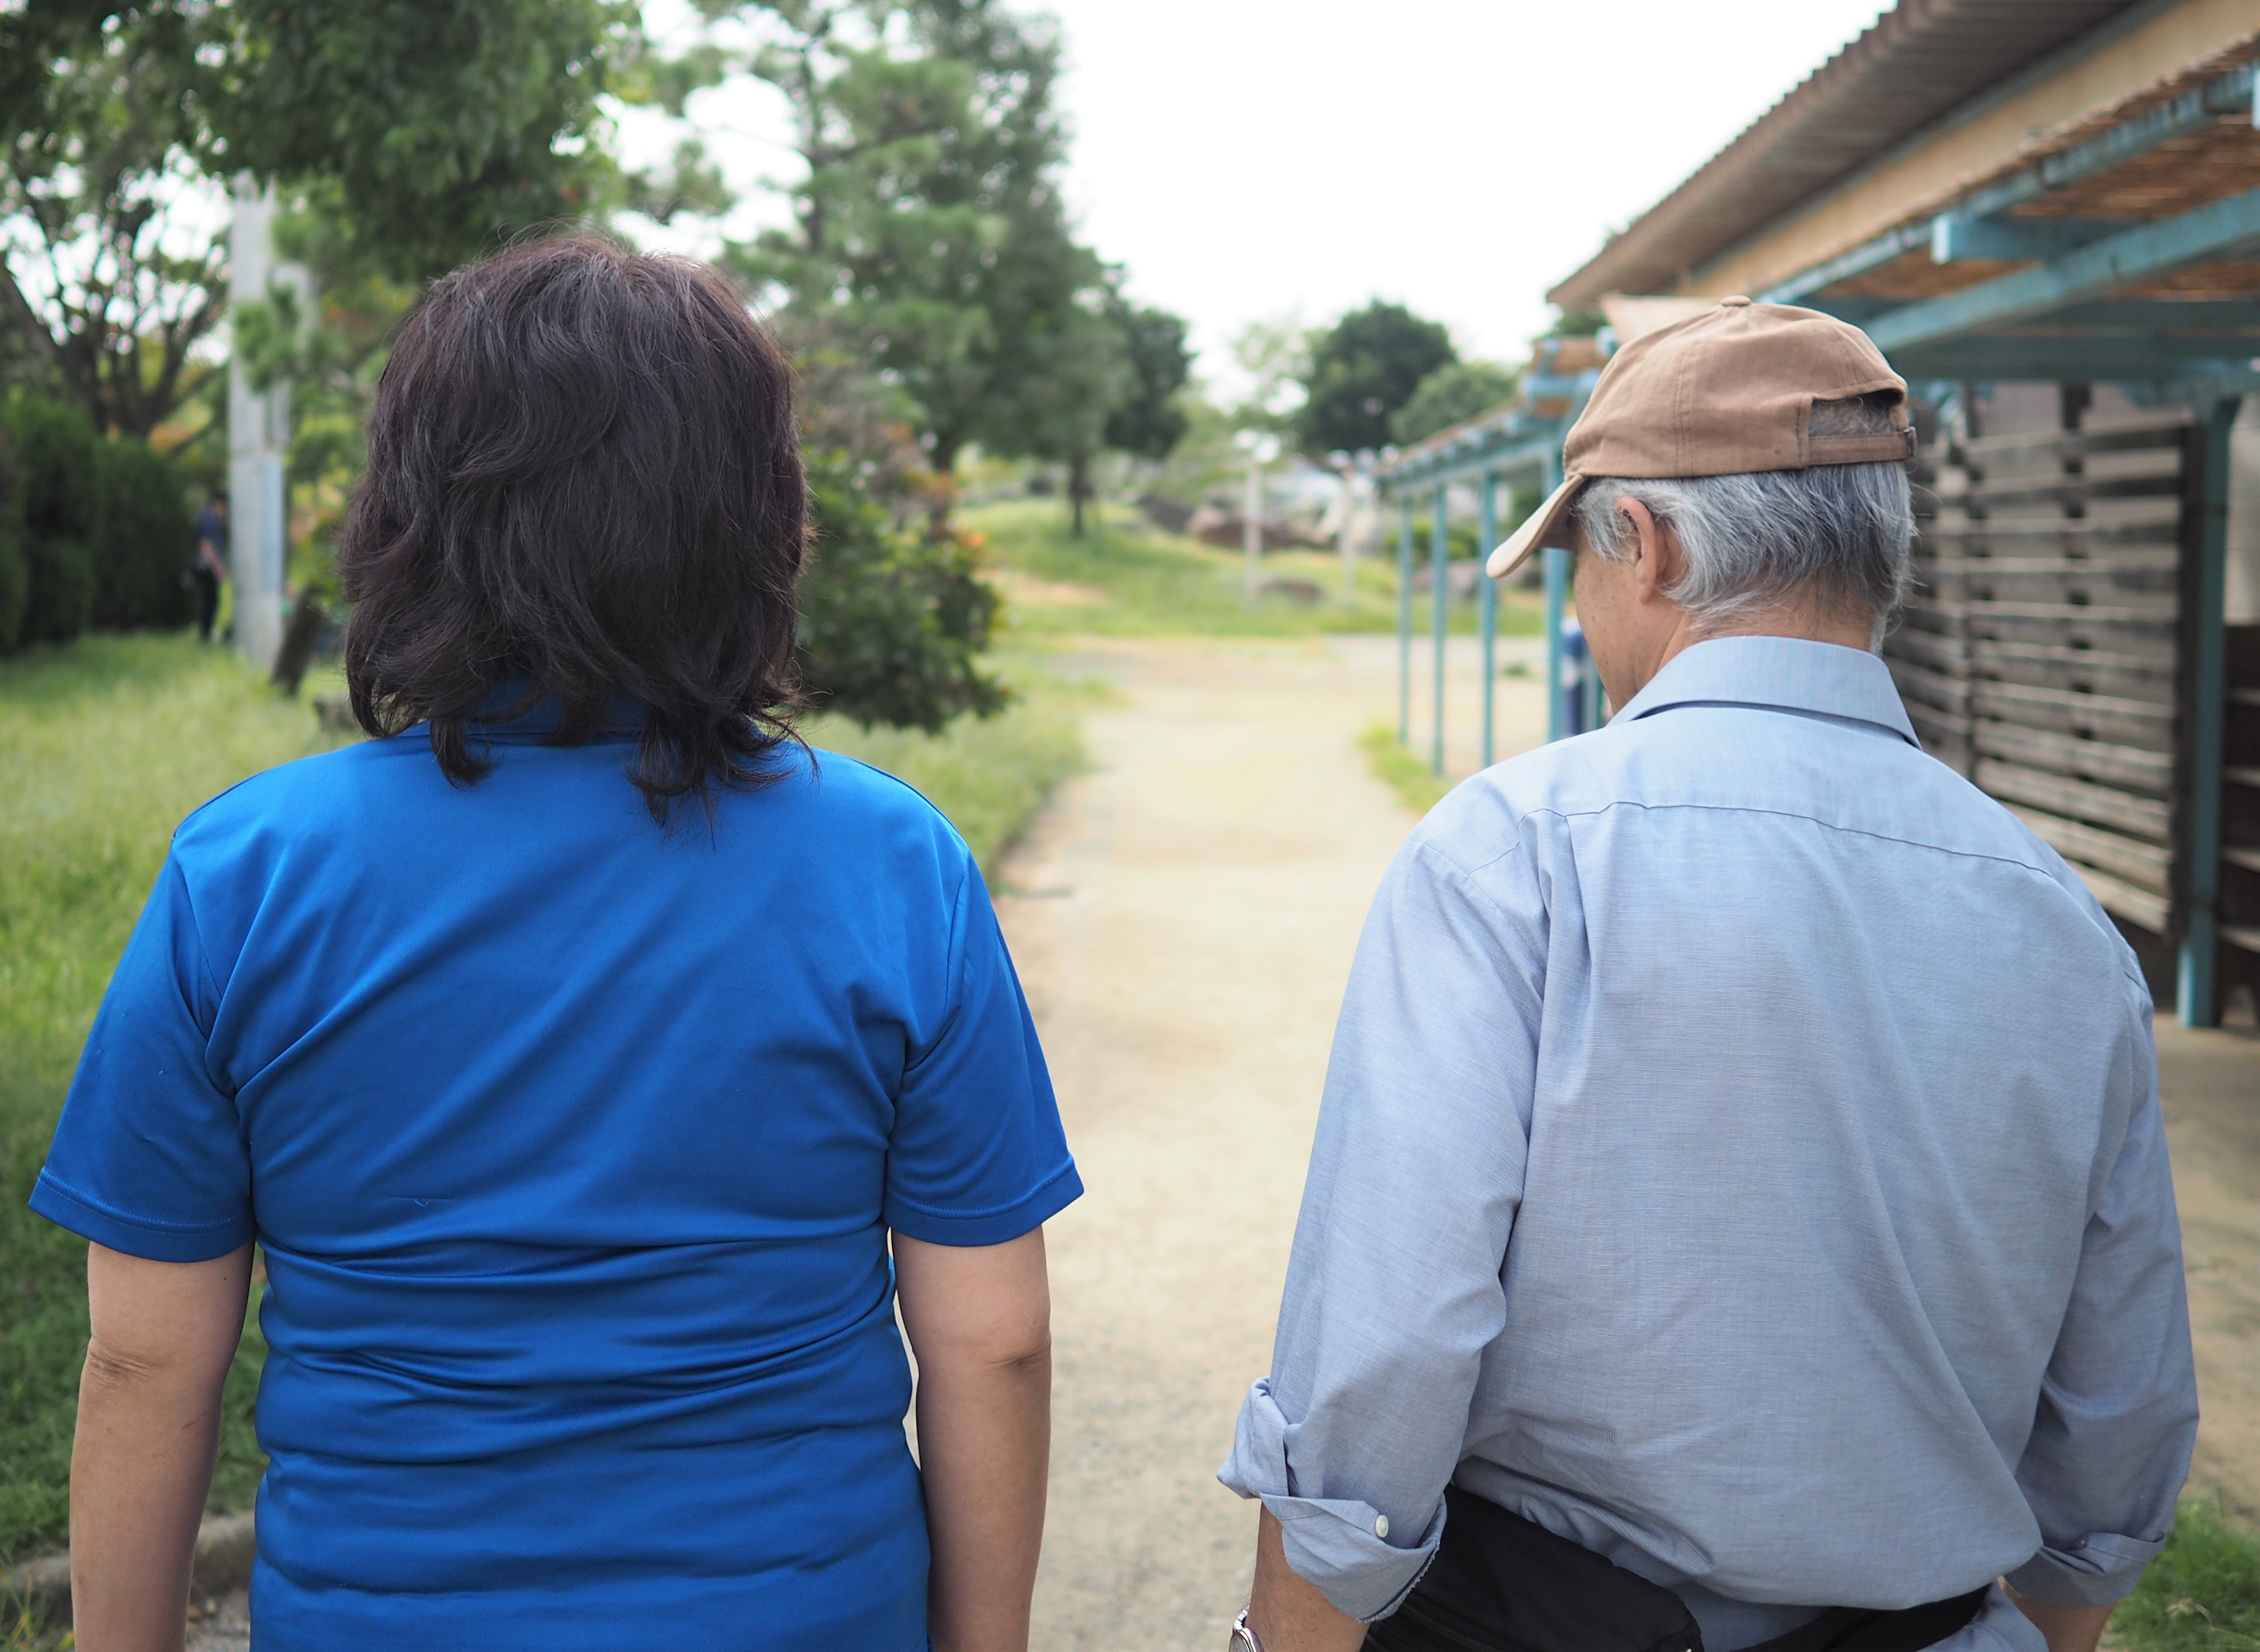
[625,0,1896,386]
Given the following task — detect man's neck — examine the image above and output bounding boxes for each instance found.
[1626,604,1875,703]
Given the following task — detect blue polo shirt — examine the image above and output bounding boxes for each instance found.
[32,704,1081,1648]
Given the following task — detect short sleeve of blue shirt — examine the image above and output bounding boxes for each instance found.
[883,863,1081,1246]
[31,855,252,1262]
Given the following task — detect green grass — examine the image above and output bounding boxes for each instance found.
[1359,723,1451,816]
[968,499,1546,641]
[2108,1500,2260,1650]
[1,635,349,1564]
[0,633,1088,1567]
[807,654,1094,872]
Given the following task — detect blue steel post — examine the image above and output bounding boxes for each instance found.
[1479,471,1499,769]
[1432,483,1449,775]
[1396,491,1414,745]
[2178,395,2240,1027]
[1541,450,1567,744]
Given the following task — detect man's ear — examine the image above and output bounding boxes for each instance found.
[1617,498,1676,604]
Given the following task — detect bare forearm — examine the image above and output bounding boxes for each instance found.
[1249,1505,1367,1652]
[72,1242,250,1652]
[917,1349,1051,1652]
[69,1349,227,1649]
[2004,1584,2113,1652]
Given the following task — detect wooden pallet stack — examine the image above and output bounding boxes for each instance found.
[1888,394,2190,955]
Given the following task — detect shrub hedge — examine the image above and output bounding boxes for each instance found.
[92,438,196,632]
[3,396,97,647]
[0,393,196,651]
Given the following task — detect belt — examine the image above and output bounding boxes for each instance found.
[1362,1486,1990,1652]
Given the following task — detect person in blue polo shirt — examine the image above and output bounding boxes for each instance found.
[36,236,1080,1650]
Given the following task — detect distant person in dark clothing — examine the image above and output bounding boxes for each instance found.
[191,491,227,641]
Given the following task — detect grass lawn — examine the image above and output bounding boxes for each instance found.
[968,499,1546,642]
[0,632,1086,1567]
[2108,1499,2260,1650]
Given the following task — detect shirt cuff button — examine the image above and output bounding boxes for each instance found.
[1375,1514,1390,1539]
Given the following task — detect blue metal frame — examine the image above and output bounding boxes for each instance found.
[1761,63,2257,307]
[1432,484,1449,775]
[1867,186,2260,355]
[1479,472,1499,769]
[2179,397,2239,1028]
[1396,494,1413,745]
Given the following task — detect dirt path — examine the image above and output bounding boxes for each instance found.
[2155,1019,2260,1519]
[998,636,1542,1650]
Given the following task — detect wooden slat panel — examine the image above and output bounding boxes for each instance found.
[1912,550,2178,576]
[1889,658,1970,714]
[1975,759,2172,842]
[1975,722,2173,794]
[1970,682,2175,747]
[2073,865,2172,933]
[1970,641,2176,702]
[1883,629,1966,673]
[1919,519,2179,546]
[1939,473,2182,512]
[2225,924,2260,956]
[2231,766,2260,791]
[1952,424,2187,462]
[2225,846,2260,875]
[2010,806,2173,895]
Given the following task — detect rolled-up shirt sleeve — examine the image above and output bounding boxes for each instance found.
[2006,985,2198,1607]
[1219,812,1546,1622]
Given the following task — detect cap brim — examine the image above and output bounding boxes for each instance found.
[1485,473,1583,579]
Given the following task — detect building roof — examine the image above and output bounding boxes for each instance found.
[1549,0,2146,306]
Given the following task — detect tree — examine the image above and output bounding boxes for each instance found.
[1101,295,1191,461]
[1295,301,1453,456]
[214,0,637,284]
[1391,359,1519,445]
[0,4,222,440]
[796,444,1005,729]
[0,0,636,442]
[722,0,1111,502]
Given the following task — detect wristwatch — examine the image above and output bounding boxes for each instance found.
[1229,1608,1263,1650]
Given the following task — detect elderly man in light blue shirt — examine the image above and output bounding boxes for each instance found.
[1221,301,2196,1652]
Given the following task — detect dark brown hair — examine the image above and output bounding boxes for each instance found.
[339,235,806,822]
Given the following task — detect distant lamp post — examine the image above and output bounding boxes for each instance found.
[1234,429,1281,604]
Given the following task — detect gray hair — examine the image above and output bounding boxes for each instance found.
[1570,394,1915,646]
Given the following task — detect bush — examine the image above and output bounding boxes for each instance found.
[0,427,24,650]
[795,446,1006,731]
[91,439,196,631]
[1,395,97,649]
[20,535,93,645]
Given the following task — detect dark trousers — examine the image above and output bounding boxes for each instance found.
[1362,1487,1989,1652]
[190,566,219,641]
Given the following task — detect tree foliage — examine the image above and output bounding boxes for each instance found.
[720,0,1112,489]
[90,434,193,630]
[1101,294,1191,460]
[0,0,637,443]
[214,0,637,284]
[795,444,1004,729]
[1391,359,1519,446]
[1,392,97,645]
[1296,301,1454,456]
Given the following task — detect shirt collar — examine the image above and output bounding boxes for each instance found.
[1610,635,1919,748]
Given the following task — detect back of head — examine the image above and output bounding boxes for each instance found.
[340,235,806,822]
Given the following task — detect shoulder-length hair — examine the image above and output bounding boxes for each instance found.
[339,234,806,823]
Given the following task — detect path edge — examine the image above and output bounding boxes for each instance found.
[1,1509,254,1631]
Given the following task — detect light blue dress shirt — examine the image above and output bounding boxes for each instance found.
[1222,636,2196,1652]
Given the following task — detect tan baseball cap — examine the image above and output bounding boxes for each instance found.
[1486,297,1914,579]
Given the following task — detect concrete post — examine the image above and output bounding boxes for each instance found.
[228,177,297,671]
